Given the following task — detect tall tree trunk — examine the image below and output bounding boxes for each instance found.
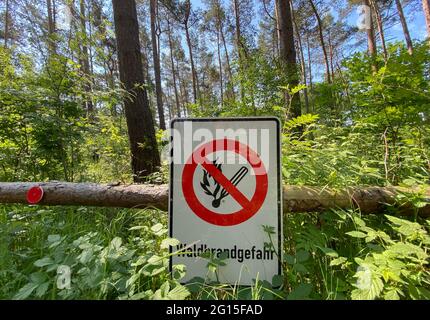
[423,0,430,44]
[221,26,235,101]
[308,0,331,84]
[150,0,166,130]
[395,0,413,55]
[175,58,186,112]
[4,0,9,48]
[53,0,57,31]
[363,0,377,71]
[291,5,309,113]
[306,36,314,112]
[184,0,199,104]
[275,0,281,55]
[184,24,198,103]
[233,0,245,59]
[112,0,160,182]
[165,86,173,120]
[306,36,313,91]
[88,11,94,76]
[370,0,388,61]
[220,24,233,87]
[233,0,245,100]
[179,73,190,115]
[273,25,279,58]
[46,0,56,53]
[328,30,335,81]
[141,36,152,102]
[216,27,224,107]
[167,17,181,118]
[277,0,301,119]
[79,0,94,116]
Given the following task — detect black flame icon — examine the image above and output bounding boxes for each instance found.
[200,160,249,208]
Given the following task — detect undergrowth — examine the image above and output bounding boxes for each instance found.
[1,204,428,300]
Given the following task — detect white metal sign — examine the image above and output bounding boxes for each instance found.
[169,118,282,286]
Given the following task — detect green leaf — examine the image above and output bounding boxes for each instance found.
[293,263,308,274]
[287,283,313,300]
[34,257,54,267]
[79,249,94,264]
[110,237,122,250]
[151,223,166,236]
[167,284,191,300]
[353,216,366,227]
[30,272,48,284]
[330,257,347,267]
[417,287,430,299]
[186,277,205,294]
[318,247,339,258]
[284,254,295,265]
[126,274,140,289]
[346,231,367,238]
[351,272,384,300]
[296,250,310,263]
[384,288,400,300]
[271,274,284,288]
[160,238,180,249]
[47,234,61,243]
[150,266,166,276]
[129,225,147,231]
[147,255,163,266]
[172,264,186,281]
[35,282,50,297]
[13,283,39,300]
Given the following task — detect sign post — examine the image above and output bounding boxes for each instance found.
[169,118,282,286]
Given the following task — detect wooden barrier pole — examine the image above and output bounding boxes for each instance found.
[0,182,429,216]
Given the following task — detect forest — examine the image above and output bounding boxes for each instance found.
[0,0,429,300]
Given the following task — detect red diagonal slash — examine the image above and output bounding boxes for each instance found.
[200,157,251,209]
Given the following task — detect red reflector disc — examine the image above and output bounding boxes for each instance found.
[27,186,44,204]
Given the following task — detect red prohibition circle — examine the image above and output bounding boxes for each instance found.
[27,186,44,204]
[182,138,268,226]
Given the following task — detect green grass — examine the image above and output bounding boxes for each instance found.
[1,203,428,300]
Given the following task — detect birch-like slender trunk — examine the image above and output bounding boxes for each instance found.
[363,0,377,71]
[150,0,166,130]
[4,0,9,48]
[291,6,310,113]
[370,0,388,60]
[79,0,94,116]
[308,0,331,83]
[167,18,181,117]
[395,0,413,55]
[184,0,199,103]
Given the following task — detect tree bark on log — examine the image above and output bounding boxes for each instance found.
[0,182,429,217]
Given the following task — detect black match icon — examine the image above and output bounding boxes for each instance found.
[200,160,249,208]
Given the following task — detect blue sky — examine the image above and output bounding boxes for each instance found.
[190,0,427,49]
[187,0,427,82]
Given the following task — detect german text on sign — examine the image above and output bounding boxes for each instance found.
[169,118,282,286]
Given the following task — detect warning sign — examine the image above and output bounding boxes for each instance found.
[182,138,268,226]
[169,118,282,286]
